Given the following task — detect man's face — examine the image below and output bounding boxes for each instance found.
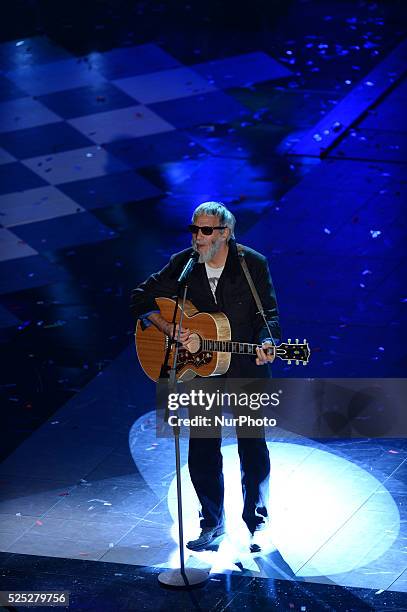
[191,215,228,263]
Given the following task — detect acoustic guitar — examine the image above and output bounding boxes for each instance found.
[135,297,310,382]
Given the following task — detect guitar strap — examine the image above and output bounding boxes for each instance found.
[236,243,276,347]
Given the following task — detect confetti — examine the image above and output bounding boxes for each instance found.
[43,320,67,328]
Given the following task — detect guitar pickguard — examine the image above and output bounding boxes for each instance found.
[175,348,214,374]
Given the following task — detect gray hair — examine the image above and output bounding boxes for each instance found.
[192,201,236,240]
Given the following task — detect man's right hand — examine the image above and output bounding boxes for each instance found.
[147,313,190,344]
[169,323,191,345]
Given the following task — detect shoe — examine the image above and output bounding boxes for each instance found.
[249,531,262,553]
[186,525,225,551]
[247,516,269,535]
[249,518,270,553]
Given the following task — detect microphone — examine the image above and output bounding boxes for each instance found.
[177,250,200,284]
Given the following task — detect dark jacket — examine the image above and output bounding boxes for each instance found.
[130,239,281,378]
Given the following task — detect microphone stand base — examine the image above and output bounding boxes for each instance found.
[158,567,209,589]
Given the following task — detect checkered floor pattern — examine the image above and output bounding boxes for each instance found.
[0,38,291,289]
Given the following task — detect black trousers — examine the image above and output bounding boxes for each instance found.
[188,435,270,533]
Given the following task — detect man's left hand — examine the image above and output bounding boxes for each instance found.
[256,341,275,366]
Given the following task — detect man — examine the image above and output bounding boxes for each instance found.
[130,202,281,552]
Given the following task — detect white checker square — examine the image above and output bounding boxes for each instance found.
[0,98,60,134]
[193,51,292,87]
[6,58,106,96]
[0,147,16,165]
[113,66,216,104]
[21,146,130,185]
[0,186,85,228]
[0,227,38,262]
[68,105,175,144]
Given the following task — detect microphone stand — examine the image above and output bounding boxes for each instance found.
[158,265,209,589]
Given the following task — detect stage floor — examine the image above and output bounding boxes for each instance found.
[0,346,406,608]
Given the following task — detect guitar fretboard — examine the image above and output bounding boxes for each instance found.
[202,339,271,355]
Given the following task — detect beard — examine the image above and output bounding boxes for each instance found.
[192,236,223,264]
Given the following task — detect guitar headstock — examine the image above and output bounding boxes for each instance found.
[276,339,311,365]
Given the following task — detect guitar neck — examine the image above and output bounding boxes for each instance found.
[202,339,280,356]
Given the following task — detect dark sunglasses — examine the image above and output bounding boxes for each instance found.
[188,224,227,235]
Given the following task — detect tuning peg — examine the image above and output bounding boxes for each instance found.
[295,338,299,344]
[303,338,306,343]
[303,361,307,365]
[296,360,299,365]
[288,338,291,343]
[287,360,291,364]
